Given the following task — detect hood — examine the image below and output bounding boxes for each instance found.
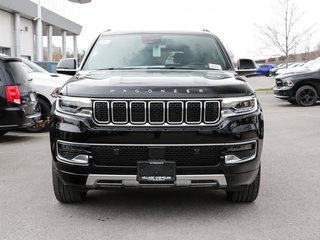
[278,67,310,76]
[277,67,319,79]
[29,72,71,83]
[60,70,253,98]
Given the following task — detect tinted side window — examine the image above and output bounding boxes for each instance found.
[0,61,6,83]
[5,61,30,85]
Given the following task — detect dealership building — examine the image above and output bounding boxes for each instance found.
[0,0,82,61]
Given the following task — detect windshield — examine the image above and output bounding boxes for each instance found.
[21,58,48,73]
[83,33,231,71]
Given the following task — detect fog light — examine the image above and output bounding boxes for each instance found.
[71,154,89,164]
[224,142,256,164]
[225,154,242,164]
[57,141,91,165]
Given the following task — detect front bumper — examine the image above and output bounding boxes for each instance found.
[273,86,294,99]
[0,106,41,130]
[53,163,260,191]
[50,106,263,191]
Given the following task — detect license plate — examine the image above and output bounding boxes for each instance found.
[137,161,176,182]
[30,93,36,102]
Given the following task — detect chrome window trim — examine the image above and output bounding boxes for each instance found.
[186,101,202,124]
[167,101,183,124]
[148,101,165,124]
[130,101,147,124]
[93,101,110,124]
[111,101,128,124]
[204,101,220,124]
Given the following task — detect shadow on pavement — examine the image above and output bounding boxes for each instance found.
[55,189,256,221]
[0,134,35,144]
[275,102,320,108]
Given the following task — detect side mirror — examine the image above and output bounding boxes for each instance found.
[56,58,77,76]
[235,58,257,76]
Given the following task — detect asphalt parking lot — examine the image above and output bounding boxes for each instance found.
[0,77,319,240]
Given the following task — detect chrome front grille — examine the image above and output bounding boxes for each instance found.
[94,99,220,126]
[275,79,283,87]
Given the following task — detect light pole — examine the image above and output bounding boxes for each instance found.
[36,0,43,61]
[37,0,92,61]
[67,0,92,60]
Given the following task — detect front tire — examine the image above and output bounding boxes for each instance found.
[226,167,261,203]
[295,85,318,106]
[52,167,87,203]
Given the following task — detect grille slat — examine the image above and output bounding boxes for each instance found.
[94,102,109,122]
[149,102,165,124]
[186,101,201,123]
[112,101,128,123]
[204,101,220,123]
[130,102,146,123]
[168,101,183,123]
[94,100,220,125]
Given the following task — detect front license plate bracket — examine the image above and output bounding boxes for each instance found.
[137,161,176,183]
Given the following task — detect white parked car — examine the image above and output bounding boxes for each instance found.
[21,59,71,132]
[277,57,320,77]
[275,62,304,75]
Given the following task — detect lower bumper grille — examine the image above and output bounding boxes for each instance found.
[56,141,257,173]
[91,145,223,167]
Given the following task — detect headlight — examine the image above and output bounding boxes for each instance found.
[283,80,294,87]
[56,96,92,117]
[222,96,257,117]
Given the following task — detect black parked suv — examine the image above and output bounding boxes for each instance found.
[273,59,320,106]
[51,30,264,203]
[0,55,40,136]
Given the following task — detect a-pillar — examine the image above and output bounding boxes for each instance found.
[47,25,53,61]
[62,30,67,58]
[73,35,78,61]
[13,13,21,57]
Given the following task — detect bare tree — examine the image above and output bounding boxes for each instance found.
[257,0,312,66]
[303,33,312,60]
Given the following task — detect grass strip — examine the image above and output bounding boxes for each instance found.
[255,88,273,92]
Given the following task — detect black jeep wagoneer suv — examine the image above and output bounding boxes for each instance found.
[51,30,264,203]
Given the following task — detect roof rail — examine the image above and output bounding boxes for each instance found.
[202,29,210,32]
